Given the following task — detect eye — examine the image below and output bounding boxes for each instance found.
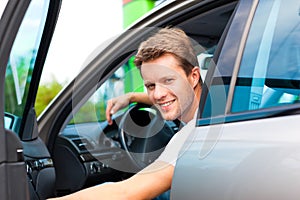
[145,83,155,90]
[165,78,174,84]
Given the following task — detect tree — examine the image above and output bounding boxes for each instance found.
[35,77,63,116]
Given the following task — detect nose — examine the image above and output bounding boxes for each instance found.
[153,84,168,100]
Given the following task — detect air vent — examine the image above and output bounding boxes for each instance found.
[72,138,94,151]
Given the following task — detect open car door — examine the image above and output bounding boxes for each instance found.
[0,0,60,199]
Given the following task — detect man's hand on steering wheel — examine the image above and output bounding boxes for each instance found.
[106,92,153,125]
[106,93,132,125]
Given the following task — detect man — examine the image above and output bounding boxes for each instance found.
[50,27,202,200]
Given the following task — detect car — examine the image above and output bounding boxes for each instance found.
[1,0,300,199]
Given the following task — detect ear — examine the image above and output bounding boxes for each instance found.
[189,67,201,88]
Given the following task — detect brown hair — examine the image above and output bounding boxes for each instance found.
[134,27,200,78]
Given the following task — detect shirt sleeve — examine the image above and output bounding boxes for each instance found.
[156,117,196,166]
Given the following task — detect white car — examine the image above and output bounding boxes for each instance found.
[1,0,299,199]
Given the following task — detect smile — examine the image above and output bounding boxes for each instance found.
[159,100,175,108]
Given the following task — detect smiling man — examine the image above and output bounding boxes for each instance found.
[107,27,202,125]
[50,27,202,200]
[140,53,200,123]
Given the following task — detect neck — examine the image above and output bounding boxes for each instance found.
[179,84,201,123]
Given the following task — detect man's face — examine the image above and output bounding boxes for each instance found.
[140,54,196,122]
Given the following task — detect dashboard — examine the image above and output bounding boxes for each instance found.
[52,107,180,194]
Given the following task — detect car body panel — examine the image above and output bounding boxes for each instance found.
[173,0,300,199]
[173,115,300,200]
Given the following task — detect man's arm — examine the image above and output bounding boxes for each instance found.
[48,161,174,200]
[106,92,152,125]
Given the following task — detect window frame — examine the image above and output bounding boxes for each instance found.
[197,0,257,126]
[198,0,300,127]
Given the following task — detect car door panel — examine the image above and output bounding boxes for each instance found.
[0,129,29,200]
[0,1,31,199]
[1,0,61,199]
[173,0,300,199]
[172,115,300,200]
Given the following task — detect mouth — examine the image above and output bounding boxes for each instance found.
[158,99,175,110]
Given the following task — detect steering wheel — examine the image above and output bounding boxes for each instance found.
[118,103,175,171]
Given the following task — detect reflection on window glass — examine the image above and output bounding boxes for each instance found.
[70,45,213,125]
[232,0,300,113]
[70,60,145,124]
[4,0,49,119]
[4,114,12,129]
[71,67,126,124]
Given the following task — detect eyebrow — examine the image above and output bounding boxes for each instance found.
[144,75,177,84]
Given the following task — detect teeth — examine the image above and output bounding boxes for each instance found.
[161,101,173,107]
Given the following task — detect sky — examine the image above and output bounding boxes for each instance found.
[42,0,124,84]
[0,1,8,19]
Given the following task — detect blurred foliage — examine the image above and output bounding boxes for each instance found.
[5,63,20,115]
[35,78,63,116]
[69,100,106,124]
[5,54,33,117]
[36,78,107,123]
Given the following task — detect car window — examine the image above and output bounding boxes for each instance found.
[4,0,49,131]
[68,2,235,125]
[37,1,170,118]
[69,47,212,125]
[231,0,300,113]
[70,57,144,124]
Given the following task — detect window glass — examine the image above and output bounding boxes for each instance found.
[36,1,124,117]
[232,0,300,113]
[4,0,49,130]
[70,58,144,124]
[37,1,175,118]
[70,47,211,125]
